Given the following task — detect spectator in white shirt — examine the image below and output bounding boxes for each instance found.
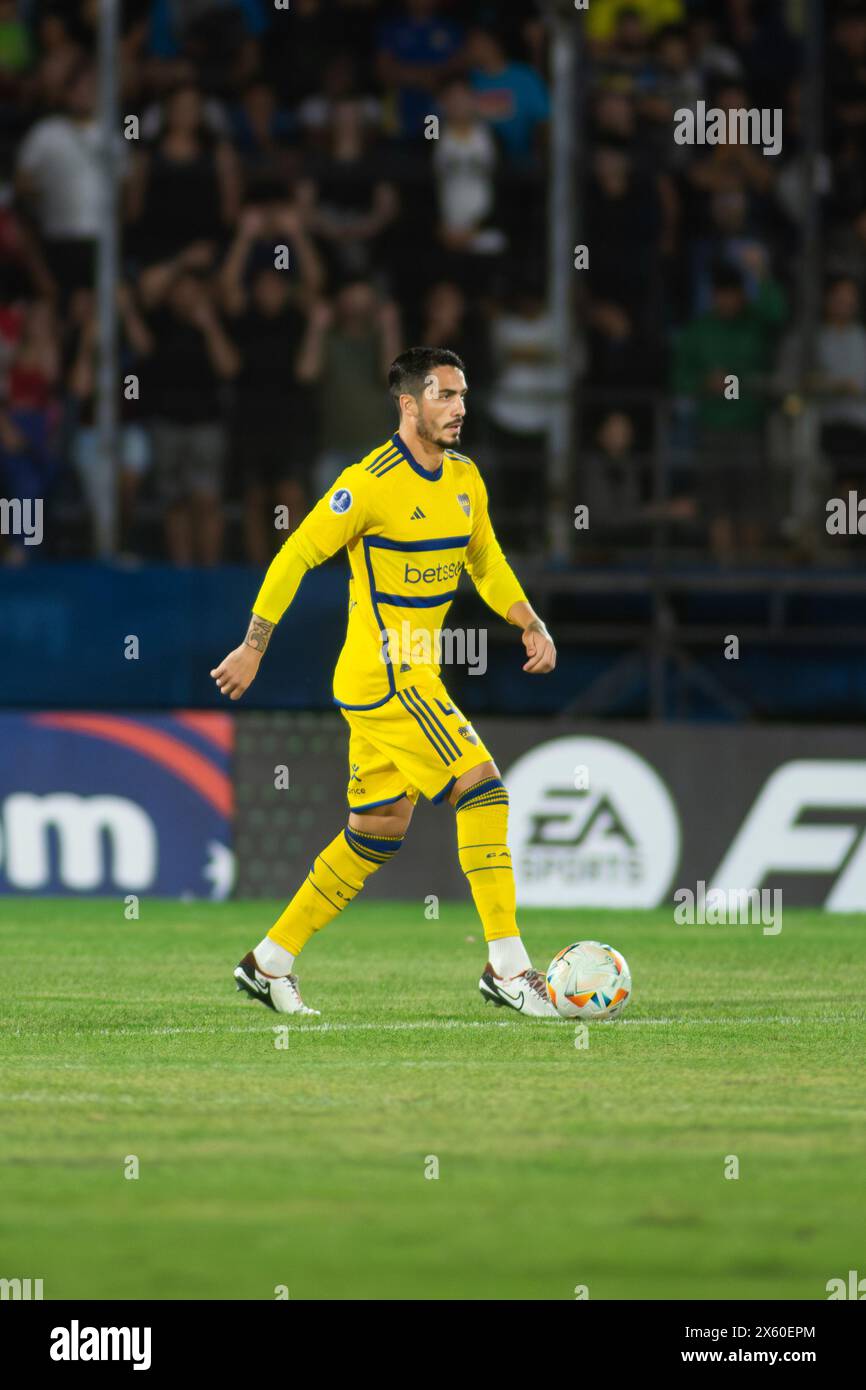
[15,62,126,297]
[433,78,506,258]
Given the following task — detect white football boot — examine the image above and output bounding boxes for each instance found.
[478,963,562,1019]
[234,951,320,1016]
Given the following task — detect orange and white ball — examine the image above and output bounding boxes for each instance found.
[546,940,632,1020]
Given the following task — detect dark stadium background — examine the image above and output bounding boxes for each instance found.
[1,0,861,724]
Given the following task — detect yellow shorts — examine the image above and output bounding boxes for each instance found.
[341,670,493,809]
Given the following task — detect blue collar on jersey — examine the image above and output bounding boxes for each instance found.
[392,431,443,482]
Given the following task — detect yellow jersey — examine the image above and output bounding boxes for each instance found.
[253,431,528,710]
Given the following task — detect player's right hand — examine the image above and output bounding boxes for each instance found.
[210,645,261,700]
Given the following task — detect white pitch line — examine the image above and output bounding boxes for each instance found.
[75,1013,850,1038]
[269,1014,825,1033]
[1,1014,851,1044]
[88,1019,517,1038]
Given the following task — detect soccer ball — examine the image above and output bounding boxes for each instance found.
[545,940,632,1020]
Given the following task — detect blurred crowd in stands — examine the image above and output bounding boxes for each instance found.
[0,0,864,565]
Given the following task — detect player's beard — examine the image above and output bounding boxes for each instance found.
[418,413,461,450]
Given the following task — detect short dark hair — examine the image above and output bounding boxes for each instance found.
[388,346,466,411]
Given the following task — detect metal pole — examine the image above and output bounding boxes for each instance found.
[649,395,668,720]
[787,0,823,551]
[796,0,822,383]
[545,2,579,561]
[95,0,120,556]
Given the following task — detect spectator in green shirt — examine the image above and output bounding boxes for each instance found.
[673,259,786,560]
[0,0,32,76]
[296,280,403,498]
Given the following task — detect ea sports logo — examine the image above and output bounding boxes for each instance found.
[505,737,680,908]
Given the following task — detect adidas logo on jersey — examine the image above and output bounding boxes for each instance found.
[410,506,426,520]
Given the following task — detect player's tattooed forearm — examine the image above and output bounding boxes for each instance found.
[245,614,274,653]
[525,618,550,638]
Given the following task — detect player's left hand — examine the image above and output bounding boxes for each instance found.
[210,644,261,699]
[521,622,556,674]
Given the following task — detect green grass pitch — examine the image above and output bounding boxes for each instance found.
[1,899,864,1301]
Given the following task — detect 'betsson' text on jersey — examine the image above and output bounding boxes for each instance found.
[404,559,465,584]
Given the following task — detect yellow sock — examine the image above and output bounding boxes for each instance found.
[455,777,519,943]
[268,823,404,956]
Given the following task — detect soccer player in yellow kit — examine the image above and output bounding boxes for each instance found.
[211,347,560,1018]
